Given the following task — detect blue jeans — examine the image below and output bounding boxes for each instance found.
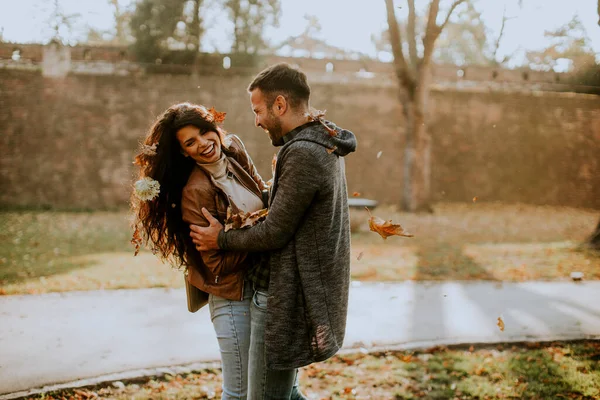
[209,283,253,400]
[248,289,307,400]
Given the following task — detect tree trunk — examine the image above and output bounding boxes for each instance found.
[586,217,600,250]
[402,71,433,212]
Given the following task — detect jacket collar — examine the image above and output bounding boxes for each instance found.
[282,120,321,145]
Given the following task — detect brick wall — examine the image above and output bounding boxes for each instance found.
[1,69,598,209]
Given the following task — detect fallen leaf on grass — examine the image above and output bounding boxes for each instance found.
[365,207,413,240]
[497,316,505,331]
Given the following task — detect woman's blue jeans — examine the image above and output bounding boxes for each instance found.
[209,283,253,400]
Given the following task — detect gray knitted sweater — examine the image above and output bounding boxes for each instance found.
[218,120,357,369]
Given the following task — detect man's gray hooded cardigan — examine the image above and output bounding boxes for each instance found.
[218,120,357,370]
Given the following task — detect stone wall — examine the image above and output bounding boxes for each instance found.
[1,69,598,210]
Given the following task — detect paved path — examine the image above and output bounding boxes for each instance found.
[1,281,599,397]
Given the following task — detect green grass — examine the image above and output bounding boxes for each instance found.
[26,341,600,399]
[1,203,599,295]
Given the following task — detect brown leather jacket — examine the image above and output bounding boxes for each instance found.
[181,134,267,301]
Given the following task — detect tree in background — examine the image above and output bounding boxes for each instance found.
[383,0,470,212]
[86,0,134,45]
[223,0,281,55]
[129,0,190,62]
[373,2,513,67]
[585,1,600,251]
[525,15,596,73]
[46,0,81,44]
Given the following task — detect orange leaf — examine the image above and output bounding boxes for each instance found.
[473,196,478,202]
[271,153,277,176]
[225,207,268,232]
[131,226,142,256]
[352,192,361,197]
[207,107,226,123]
[497,316,505,331]
[365,207,413,240]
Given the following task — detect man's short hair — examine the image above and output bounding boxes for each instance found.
[248,63,310,110]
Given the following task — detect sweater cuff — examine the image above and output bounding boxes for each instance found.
[217,229,228,250]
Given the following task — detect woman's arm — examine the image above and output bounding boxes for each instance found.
[181,184,248,277]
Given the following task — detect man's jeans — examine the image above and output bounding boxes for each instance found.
[248,289,307,400]
[209,284,253,400]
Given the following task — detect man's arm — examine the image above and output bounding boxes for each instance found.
[219,144,323,252]
[181,185,248,276]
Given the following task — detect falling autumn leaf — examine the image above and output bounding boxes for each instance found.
[365,207,413,240]
[497,316,505,331]
[326,146,337,154]
[473,196,478,202]
[131,226,143,256]
[357,251,364,261]
[352,192,361,197]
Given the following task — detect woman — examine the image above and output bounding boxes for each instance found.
[131,102,267,400]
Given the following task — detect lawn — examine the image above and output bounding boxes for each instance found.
[26,341,600,399]
[1,203,599,295]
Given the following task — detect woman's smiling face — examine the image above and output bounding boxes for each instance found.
[176,125,222,164]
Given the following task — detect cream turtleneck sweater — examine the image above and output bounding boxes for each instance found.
[199,153,264,214]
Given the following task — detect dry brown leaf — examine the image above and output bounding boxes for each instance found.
[352,192,361,197]
[307,108,337,136]
[356,251,364,261]
[473,196,478,202]
[497,316,505,331]
[271,153,277,176]
[207,107,226,123]
[131,226,142,256]
[225,207,269,232]
[365,207,414,240]
[326,146,337,154]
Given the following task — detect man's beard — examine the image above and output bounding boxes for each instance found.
[265,113,284,146]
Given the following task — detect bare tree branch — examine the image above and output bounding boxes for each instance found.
[384,0,416,90]
[421,0,441,67]
[406,0,419,68]
[491,6,507,63]
[439,0,468,32]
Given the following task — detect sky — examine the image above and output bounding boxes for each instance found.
[1,0,599,68]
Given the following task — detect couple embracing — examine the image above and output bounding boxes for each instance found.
[131,63,357,399]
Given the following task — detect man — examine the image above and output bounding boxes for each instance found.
[191,63,357,399]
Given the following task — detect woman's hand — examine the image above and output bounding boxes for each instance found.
[190,208,223,251]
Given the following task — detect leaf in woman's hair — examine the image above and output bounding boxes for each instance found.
[207,107,226,123]
[365,207,413,240]
[131,227,143,256]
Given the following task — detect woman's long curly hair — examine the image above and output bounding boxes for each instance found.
[130,102,229,268]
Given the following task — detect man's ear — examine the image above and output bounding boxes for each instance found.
[273,95,288,116]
